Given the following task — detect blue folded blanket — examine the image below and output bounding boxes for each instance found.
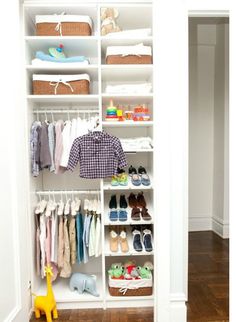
[36,51,89,63]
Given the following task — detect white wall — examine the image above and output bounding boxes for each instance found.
[189,19,229,237]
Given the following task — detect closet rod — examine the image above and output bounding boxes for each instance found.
[36,190,100,195]
[33,109,99,114]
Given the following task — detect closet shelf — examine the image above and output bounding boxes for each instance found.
[27,94,99,103]
[26,65,98,71]
[25,36,99,41]
[102,94,153,98]
[36,275,103,303]
[105,289,154,303]
[124,149,153,153]
[103,181,153,191]
[102,121,153,127]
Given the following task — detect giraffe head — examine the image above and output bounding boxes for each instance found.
[44,265,53,277]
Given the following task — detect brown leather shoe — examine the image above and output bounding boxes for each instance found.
[137,191,147,208]
[141,208,152,221]
[128,193,138,208]
[131,207,141,221]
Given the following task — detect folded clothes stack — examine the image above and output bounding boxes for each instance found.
[105,83,152,94]
[31,44,90,66]
[120,137,153,150]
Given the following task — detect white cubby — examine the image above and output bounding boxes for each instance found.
[24,4,98,36]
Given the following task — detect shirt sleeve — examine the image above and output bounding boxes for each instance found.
[113,137,128,169]
[67,137,81,171]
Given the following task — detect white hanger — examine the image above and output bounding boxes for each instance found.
[39,198,47,214]
[75,197,81,212]
[64,193,71,215]
[84,198,89,212]
[57,192,64,216]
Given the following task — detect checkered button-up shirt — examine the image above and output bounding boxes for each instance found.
[67,131,127,179]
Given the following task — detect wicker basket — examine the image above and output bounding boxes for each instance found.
[35,15,92,36]
[106,44,152,65]
[108,275,153,297]
[32,74,90,95]
[109,286,152,297]
[106,55,152,64]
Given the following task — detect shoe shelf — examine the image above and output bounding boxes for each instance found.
[104,228,154,257]
[103,181,153,191]
[102,121,153,127]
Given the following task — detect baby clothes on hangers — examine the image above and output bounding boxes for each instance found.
[60,120,72,168]
[39,213,46,278]
[30,121,41,177]
[67,131,127,179]
[35,212,41,276]
[55,120,64,174]
[48,122,56,172]
[60,215,72,278]
[57,215,64,269]
[69,215,76,265]
[76,211,84,264]
[40,122,51,169]
[50,209,58,264]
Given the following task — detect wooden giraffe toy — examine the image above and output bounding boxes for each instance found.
[34,265,58,322]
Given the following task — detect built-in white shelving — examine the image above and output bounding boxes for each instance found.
[24,0,154,311]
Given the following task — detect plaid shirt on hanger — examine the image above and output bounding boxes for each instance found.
[67,131,127,179]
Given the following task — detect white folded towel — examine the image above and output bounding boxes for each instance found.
[105,83,152,94]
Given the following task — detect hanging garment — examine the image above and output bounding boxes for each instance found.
[76,212,84,264]
[60,120,72,168]
[30,121,41,177]
[95,216,102,257]
[82,213,92,264]
[48,122,56,172]
[67,131,127,178]
[39,214,46,278]
[35,213,41,276]
[54,120,65,174]
[39,122,51,168]
[45,216,52,265]
[57,215,64,268]
[69,216,76,265]
[89,214,96,257]
[50,209,58,264]
[60,216,72,278]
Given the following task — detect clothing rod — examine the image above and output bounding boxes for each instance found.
[33,109,99,114]
[36,190,100,195]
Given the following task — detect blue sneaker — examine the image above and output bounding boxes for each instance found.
[109,210,118,221]
[118,209,128,221]
[143,229,153,252]
[132,229,143,252]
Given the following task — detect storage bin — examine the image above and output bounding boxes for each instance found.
[108,275,153,296]
[106,43,152,64]
[32,74,90,95]
[35,15,92,36]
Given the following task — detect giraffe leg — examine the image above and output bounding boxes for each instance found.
[34,308,41,319]
[45,310,52,322]
[52,307,58,319]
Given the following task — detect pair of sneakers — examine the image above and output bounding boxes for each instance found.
[109,226,129,253]
[111,168,128,186]
[128,165,151,186]
[132,226,153,252]
[109,195,128,222]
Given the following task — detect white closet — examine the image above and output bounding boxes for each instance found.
[23,0,155,311]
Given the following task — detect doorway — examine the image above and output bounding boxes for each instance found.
[188,16,229,321]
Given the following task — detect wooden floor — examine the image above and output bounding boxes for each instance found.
[30,231,229,322]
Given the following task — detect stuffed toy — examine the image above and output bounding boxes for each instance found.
[108,263,124,279]
[101,8,122,36]
[124,260,140,279]
[137,261,154,279]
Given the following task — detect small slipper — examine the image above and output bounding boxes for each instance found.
[118,209,128,222]
[109,210,118,221]
[138,166,147,174]
[143,229,153,252]
[119,173,128,186]
[111,175,119,186]
[141,174,151,186]
[131,174,141,186]
[131,207,141,221]
[141,208,152,221]
[128,165,137,176]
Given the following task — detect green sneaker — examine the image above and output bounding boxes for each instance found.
[111,175,119,186]
[119,173,128,186]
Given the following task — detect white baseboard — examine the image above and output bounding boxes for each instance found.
[170,293,187,322]
[189,215,212,231]
[212,216,229,238]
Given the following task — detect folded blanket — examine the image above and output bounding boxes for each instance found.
[32,58,89,67]
[35,51,89,63]
[105,83,152,94]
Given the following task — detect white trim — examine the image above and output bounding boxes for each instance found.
[170,301,187,322]
[189,214,212,231]
[188,10,229,17]
[212,215,229,238]
[3,306,21,322]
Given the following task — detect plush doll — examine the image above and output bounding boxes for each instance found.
[124,260,139,279]
[108,263,124,279]
[137,261,154,279]
[101,8,122,36]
